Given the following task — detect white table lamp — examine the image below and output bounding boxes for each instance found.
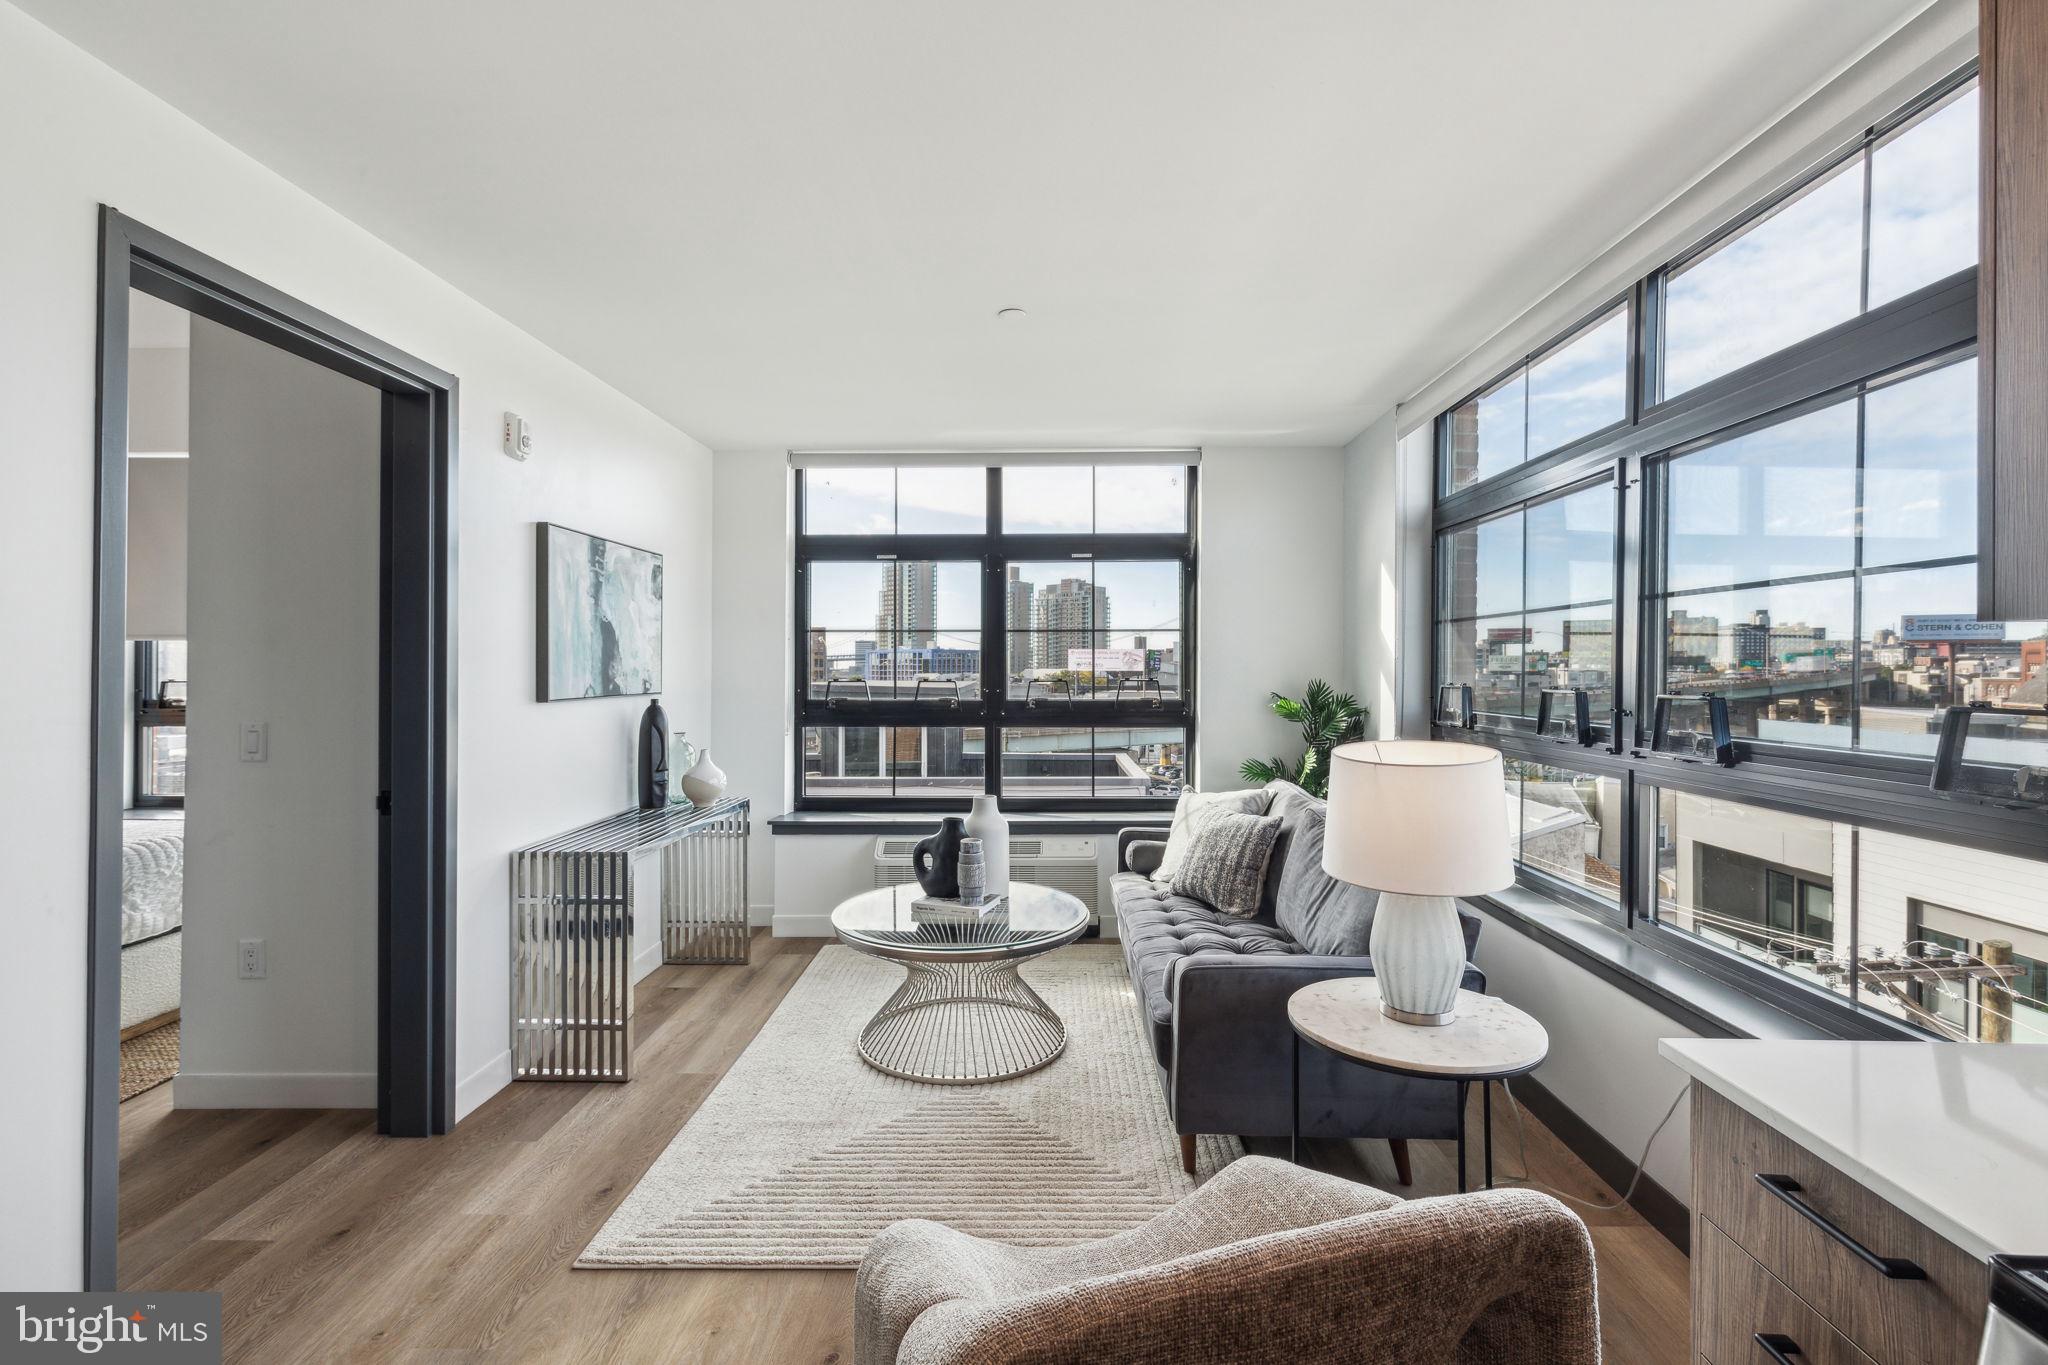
[1324,740,1513,1025]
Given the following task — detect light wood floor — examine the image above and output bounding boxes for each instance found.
[120,932,1689,1362]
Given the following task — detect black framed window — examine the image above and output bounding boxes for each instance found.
[1655,79,1978,403]
[794,461,1196,809]
[1427,68,2048,1042]
[1440,301,1631,495]
[132,639,187,809]
[1436,478,1618,734]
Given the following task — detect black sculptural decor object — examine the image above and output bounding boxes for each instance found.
[637,697,670,809]
[913,817,965,897]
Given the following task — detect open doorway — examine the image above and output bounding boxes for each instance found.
[114,291,192,1105]
[88,210,458,1289]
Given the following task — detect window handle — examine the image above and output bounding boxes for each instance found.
[1753,1175,1925,1279]
[1753,1333,1801,1363]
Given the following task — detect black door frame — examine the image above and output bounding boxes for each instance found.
[87,207,459,1289]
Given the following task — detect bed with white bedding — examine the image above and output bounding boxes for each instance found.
[121,815,184,1031]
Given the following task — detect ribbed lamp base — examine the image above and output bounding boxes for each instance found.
[1367,892,1466,1026]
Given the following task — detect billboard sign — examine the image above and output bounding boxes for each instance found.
[1901,614,2007,642]
[1069,647,1149,673]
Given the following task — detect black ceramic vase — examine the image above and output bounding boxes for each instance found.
[637,698,669,809]
[912,817,964,897]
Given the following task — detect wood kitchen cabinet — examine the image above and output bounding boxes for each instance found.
[1980,0,2048,619]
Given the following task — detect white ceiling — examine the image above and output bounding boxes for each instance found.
[29,0,1932,449]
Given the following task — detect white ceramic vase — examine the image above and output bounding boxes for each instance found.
[680,748,728,807]
[964,795,1010,896]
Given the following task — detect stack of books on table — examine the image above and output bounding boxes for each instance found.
[910,893,1007,923]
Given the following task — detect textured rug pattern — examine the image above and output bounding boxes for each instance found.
[120,1020,179,1101]
[579,944,1240,1268]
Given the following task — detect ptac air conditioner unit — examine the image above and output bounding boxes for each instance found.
[872,835,1099,921]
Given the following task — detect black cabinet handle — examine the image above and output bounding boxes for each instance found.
[1755,1174,1927,1280]
[1754,1334,1801,1363]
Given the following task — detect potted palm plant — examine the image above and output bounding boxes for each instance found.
[1239,680,1367,799]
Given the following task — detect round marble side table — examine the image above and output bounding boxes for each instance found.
[1287,977,1548,1192]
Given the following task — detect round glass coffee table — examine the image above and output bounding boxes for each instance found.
[830,882,1089,1084]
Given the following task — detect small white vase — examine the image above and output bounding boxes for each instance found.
[680,748,728,807]
[964,795,1010,896]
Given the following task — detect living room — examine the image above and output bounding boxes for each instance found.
[6,1,2046,1362]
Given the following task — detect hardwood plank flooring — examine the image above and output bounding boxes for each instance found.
[119,932,1689,1362]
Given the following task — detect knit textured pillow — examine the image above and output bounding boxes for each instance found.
[1170,811,1285,918]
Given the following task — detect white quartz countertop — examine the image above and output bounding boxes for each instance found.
[1659,1038,2048,1263]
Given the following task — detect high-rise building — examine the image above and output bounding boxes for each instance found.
[1034,577,1109,671]
[876,559,937,648]
[1005,566,1035,677]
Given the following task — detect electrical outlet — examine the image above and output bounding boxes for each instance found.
[239,938,267,979]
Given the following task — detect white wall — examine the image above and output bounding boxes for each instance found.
[1471,913,1700,1203]
[176,319,382,1107]
[127,344,188,456]
[125,457,187,642]
[1195,446,1348,784]
[709,449,789,922]
[0,1,712,1289]
[1341,415,1399,739]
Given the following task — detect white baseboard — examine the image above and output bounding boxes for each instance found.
[173,1070,376,1109]
[749,902,775,927]
[772,912,835,938]
[455,1048,513,1123]
[634,938,665,982]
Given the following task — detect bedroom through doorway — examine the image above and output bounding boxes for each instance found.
[116,281,385,1175]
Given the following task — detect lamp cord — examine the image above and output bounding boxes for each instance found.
[1490,1077,1687,1213]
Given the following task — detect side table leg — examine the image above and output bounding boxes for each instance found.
[1483,1081,1493,1189]
[1455,1080,1468,1194]
[1290,1031,1300,1165]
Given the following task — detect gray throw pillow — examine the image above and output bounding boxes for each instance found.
[1171,811,1285,918]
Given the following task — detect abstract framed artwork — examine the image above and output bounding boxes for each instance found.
[537,522,664,701]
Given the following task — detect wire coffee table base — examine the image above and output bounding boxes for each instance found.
[857,959,1068,1084]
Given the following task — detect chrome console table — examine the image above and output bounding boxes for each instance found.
[511,796,750,1081]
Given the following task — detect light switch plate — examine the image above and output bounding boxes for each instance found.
[240,722,268,763]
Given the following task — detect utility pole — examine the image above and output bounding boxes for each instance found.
[1980,939,2015,1044]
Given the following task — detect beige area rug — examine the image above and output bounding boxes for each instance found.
[579,943,1241,1268]
[120,1020,180,1101]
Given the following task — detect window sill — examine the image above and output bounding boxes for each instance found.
[1465,885,1859,1042]
[769,809,1174,836]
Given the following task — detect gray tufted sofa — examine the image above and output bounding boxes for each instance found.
[1116,780,1483,1175]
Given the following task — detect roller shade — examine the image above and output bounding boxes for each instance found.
[788,448,1200,469]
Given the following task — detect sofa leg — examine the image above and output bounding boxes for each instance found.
[1179,1133,1197,1175]
[1388,1139,1413,1187]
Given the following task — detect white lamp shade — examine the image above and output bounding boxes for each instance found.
[1322,740,1514,897]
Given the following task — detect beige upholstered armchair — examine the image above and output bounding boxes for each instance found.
[854,1155,1599,1365]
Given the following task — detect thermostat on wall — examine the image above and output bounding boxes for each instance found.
[503,412,534,461]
